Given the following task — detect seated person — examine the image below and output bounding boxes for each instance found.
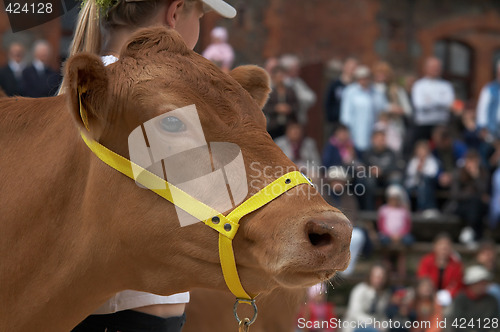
[275,120,321,178]
[417,233,463,298]
[450,150,489,244]
[360,129,404,210]
[377,185,413,280]
[322,124,359,169]
[431,126,467,189]
[448,265,499,332]
[405,140,439,213]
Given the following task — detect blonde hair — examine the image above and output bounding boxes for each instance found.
[60,0,196,94]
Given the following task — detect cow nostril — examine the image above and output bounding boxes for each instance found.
[308,232,332,247]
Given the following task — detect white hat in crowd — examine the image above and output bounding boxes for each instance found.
[354,65,371,79]
[463,265,492,285]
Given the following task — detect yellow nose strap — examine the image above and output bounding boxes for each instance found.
[80,132,313,301]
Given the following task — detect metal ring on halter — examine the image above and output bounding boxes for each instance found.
[233,299,258,326]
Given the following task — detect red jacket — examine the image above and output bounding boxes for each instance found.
[417,253,463,297]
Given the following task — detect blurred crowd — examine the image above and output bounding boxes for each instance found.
[262,53,500,249]
[0,41,61,98]
[298,237,499,332]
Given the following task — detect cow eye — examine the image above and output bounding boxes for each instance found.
[160,116,186,133]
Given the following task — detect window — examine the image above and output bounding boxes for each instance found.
[434,39,473,100]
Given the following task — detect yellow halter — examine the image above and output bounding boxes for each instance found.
[78,97,313,327]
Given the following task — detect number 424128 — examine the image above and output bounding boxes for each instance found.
[5,3,53,14]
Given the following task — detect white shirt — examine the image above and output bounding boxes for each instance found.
[94,55,190,314]
[476,84,500,128]
[412,77,455,126]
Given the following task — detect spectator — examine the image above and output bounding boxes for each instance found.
[405,140,439,212]
[460,110,482,155]
[450,150,489,244]
[263,65,299,138]
[275,120,321,176]
[490,163,500,230]
[22,40,61,97]
[385,288,415,332]
[264,57,279,74]
[0,42,25,96]
[201,26,234,73]
[377,185,413,280]
[322,124,359,169]
[377,185,413,246]
[411,278,437,332]
[475,240,500,311]
[374,112,405,155]
[373,61,412,154]
[476,60,500,141]
[341,65,388,154]
[280,54,317,125]
[411,57,455,143]
[448,265,499,332]
[431,126,467,189]
[298,283,336,332]
[343,264,391,332]
[360,129,403,210]
[324,167,370,277]
[324,57,358,125]
[417,233,463,298]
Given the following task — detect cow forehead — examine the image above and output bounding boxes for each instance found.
[108,57,259,123]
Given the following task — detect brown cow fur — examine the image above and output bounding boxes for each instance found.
[0,27,351,331]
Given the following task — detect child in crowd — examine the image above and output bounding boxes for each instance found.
[378,185,413,247]
[405,140,439,214]
[378,185,413,280]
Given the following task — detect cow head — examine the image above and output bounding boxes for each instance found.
[64,27,351,297]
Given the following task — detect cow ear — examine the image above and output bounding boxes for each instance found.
[229,65,271,109]
[64,53,109,137]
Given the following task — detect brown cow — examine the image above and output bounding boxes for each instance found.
[0,27,351,331]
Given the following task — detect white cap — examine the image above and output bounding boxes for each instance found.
[202,0,237,18]
[354,65,371,79]
[463,265,492,285]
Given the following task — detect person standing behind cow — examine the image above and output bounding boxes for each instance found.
[22,41,61,98]
[0,42,26,96]
[280,54,317,125]
[324,57,358,128]
[66,0,237,331]
[264,65,299,138]
[201,26,234,73]
[340,66,388,154]
[411,57,455,144]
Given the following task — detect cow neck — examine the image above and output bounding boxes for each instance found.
[78,91,314,327]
